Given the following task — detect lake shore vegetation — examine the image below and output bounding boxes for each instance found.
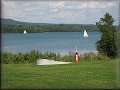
[1,50,117,64]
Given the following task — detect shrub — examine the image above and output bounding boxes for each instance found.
[1,50,113,64]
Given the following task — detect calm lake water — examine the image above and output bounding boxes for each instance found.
[2,32,100,55]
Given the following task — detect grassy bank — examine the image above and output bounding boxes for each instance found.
[1,60,119,89]
[1,50,114,64]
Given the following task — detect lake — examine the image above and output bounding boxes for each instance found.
[2,32,100,55]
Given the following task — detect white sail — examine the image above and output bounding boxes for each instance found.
[83,29,88,38]
[24,30,27,34]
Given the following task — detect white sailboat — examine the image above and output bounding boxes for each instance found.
[24,30,27,34]
[83,29,88,38]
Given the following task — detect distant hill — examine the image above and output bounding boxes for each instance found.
[1,18,28,25]
[1,18,99,33]
[1,18,51,25]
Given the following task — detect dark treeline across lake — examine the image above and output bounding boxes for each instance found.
[1,18,98,33]
[1,24,98,33]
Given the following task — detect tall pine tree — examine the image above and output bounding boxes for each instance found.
[96,13,117,57]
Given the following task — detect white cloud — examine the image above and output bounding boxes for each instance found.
[47,1,117,15]
[87,1,114,9]
[49,8,59,12]
[1,0,119,24]
[70,1,115,9]
[2,0,16,7]
[49,1,65,8]
[20,2,32,7]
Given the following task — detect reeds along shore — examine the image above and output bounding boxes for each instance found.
[1,50,114,64]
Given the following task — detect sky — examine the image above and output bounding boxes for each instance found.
[1,0,120,25]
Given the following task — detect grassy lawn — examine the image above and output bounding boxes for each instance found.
[1,60,119,89]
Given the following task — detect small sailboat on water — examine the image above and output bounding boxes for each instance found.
[24,30,27,34]
[83,29,88,38]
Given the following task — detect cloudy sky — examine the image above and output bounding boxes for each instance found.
[1,0,119,25]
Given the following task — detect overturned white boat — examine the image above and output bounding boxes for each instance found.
[37,59,72,65]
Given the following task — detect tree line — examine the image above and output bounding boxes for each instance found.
[1,24,98,33]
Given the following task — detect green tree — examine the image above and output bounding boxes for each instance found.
[96,13,117,57]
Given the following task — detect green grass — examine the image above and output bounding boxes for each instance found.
[1,60,119,89]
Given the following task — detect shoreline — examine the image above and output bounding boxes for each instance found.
[1,50,115,64]
[2,50,98,56]
[2,31,100,34]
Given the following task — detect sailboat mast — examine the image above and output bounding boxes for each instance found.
[76,45,77,52]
